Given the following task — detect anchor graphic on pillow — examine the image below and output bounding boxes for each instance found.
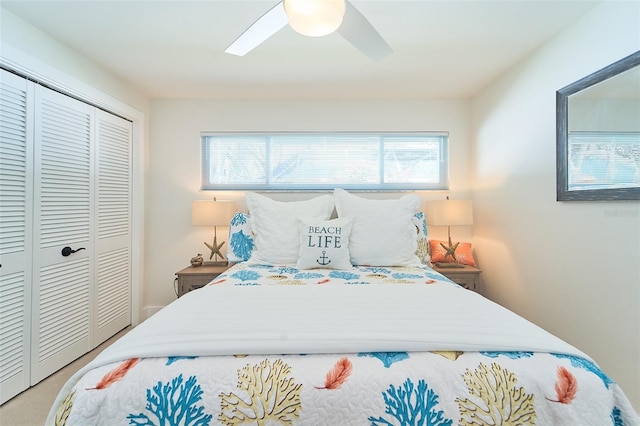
[317,250,331,266]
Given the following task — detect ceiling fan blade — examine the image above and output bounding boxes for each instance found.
[225,2,288,56]
[338,1,392,61]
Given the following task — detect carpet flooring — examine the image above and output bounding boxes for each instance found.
[0,327,131,426]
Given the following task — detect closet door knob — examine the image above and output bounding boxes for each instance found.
[61,246,86,257]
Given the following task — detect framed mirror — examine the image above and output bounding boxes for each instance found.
[556,51,640,201]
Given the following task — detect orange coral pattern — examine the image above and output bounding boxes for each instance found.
[87,358,139,390]
[316,357,353,390]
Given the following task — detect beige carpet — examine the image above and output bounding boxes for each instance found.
[0,327,131,426]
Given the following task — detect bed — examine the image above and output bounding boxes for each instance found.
[47,190,639,425]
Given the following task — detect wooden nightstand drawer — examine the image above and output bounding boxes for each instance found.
[175,264,229,297]
[432,265,482,292]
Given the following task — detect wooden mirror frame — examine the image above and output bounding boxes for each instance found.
[556,51,640,201]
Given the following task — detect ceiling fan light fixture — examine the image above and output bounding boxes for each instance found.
[284,0,346,37]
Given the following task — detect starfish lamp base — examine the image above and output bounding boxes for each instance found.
[436,226,464,268]
[203,226,227,265]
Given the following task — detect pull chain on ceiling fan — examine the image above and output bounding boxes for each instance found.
[224,0,392,61]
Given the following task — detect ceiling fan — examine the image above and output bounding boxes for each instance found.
[224,0,392,61]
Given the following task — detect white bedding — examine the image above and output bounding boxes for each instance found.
[89,272,587,362]
[47,264,639,425]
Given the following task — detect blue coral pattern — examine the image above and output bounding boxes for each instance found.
[215,264,460,288]
[358,352,410,368]
[127,374,212,426]
[369,378,453,426]
[229,231,254,261]
[228,212,254,262]
[231,269,261,282]
[166,356,196,366]
[481,351,534,359]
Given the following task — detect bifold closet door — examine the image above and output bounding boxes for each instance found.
[30,85,94,385]
[0,70,133,399]
[93,110,132,345]
[0,70,34,404]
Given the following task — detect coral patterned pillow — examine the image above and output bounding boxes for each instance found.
[412,212,430,265]
[429,239,476,266]
[227,212,254,263]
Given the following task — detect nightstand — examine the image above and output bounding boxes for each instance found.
[175,264,229,297]
[432,265,482,291]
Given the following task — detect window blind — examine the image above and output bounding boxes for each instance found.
[201,132,449,191]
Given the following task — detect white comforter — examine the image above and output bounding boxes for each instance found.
[47,264,639,425]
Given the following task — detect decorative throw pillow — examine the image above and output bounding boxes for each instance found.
[412,212,430,265]
[227,212,254,263]
[297,217,353,270]
[245,192,334,265]
[429,239,476,266]
[333,188,421,267]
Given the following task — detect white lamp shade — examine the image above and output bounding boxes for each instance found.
[192,200,236,226]
[284,0,346,37]
[426,199,473,226]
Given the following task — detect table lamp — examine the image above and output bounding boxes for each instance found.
[426,197,473,268]
[192,198,236,265]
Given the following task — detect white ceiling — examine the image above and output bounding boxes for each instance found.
[2,0,602,99]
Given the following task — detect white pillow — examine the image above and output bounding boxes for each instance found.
[245,192,334,265]
[333,188,421,267]
[297,217,353,270]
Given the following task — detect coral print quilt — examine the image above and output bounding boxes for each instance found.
[48,263,639,425]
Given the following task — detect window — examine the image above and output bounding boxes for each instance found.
[568,132,640,190]
[201,132,449,191]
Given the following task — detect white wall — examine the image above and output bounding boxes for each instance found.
[470,1,640,410]
[0,8,149,114]
[146,98,472,310]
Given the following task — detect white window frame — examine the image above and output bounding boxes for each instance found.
[201,132,449,191]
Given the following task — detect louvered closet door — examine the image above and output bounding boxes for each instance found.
[0,70,34,404]
[30,85,94,385]
[93,109,132,345]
